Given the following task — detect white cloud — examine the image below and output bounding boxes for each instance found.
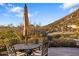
[9,6,33,18]
[60,3,78,9]
[15,12,23,17]
[0,3,14,10]
[59,3,79,13]
[9,7,23,13]
[8,6,38,18]
[69,7,78,13]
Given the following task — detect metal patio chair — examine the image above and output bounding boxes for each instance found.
[6,45,16,56]
[6,41,28,56]
[6,45,27,56]
[31,37,48,56]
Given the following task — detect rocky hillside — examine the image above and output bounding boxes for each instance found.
[42,9,79,33]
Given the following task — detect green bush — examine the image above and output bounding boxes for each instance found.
[49,39,76,47]
[52,34,61,39]
[0,47,6,52]
[48,34,61,41]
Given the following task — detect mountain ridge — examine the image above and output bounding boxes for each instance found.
[41,9,79,32]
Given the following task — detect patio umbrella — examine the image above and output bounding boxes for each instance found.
[23,4,29,44]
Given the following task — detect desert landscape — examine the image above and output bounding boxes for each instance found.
[0,3,79,56]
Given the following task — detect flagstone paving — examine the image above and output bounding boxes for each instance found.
[48,47,79,56]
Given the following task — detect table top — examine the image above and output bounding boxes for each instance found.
[13,43,41,50]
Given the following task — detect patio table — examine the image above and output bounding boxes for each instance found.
[13,43,41,55]
[14,43,41,50]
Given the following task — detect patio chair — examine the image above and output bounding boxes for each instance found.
[31,38,48,56]
[6,45,16,56]
[6,45,27,56]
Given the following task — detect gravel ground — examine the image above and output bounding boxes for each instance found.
[48,47,79,56]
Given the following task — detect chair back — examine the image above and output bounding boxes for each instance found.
[42,37,48,56]
[6,45,16,56]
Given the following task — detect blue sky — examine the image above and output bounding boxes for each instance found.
[0,3,79,26]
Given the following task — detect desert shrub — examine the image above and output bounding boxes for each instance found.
[28,37,40,44]
[48,34,61,41]
[49,39,76,47]
[52,34,61,39]
[0,27,22,45]
[0,46,6,52]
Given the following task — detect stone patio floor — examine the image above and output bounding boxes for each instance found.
[48,47,79,56]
